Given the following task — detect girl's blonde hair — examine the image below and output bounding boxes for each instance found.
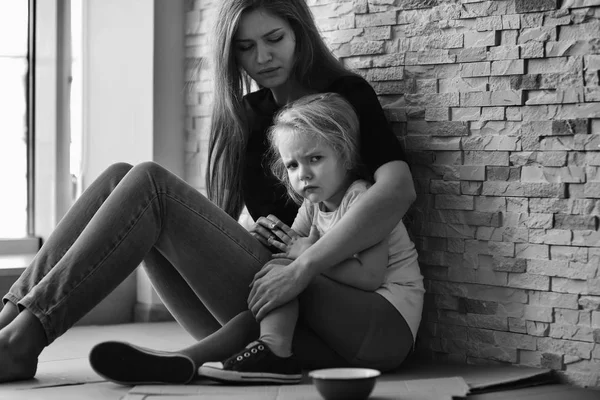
[206,0,353,219]
[268,93,362,204]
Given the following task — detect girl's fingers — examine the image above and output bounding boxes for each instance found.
[271,253,288,259]
[267,237,287,251]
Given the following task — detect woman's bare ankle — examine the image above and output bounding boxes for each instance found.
[0,302,19,331]
[0,309,47,382]
[0,332,38,382]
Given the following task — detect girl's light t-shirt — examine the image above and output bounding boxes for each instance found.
[291,180,425,342]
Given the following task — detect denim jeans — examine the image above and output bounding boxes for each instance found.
[3,162,412,371]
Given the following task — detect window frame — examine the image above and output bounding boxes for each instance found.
[0,0,71,256]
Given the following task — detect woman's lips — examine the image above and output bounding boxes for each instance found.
[259,67,280,75]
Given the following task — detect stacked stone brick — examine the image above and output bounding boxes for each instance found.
[184,0,600,388]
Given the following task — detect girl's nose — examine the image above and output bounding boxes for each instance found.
[299,165,312,181]
[256,42,272,64]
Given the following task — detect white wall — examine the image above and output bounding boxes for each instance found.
[81,0,154,186]
[79,0,185,322]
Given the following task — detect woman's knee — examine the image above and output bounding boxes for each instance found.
[104,162,133,179]
[129,161,170,181]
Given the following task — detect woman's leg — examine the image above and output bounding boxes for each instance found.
[0,162,272,382]
[140,248,222,340]
[90,310,260,385]
[293,276,414,372]
[1,163,134,327]
[0,163,134,382]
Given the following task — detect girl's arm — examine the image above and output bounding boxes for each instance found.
[297,160,414,275]
[322,238,388,291]
[248,160,415,320]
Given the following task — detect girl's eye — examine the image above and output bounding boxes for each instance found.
[310,156,322,163]
[286,163,297,170]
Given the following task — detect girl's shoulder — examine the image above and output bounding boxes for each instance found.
[347,179,371,192]
[340,180,371,209]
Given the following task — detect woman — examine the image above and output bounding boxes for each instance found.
[0,0,420,384]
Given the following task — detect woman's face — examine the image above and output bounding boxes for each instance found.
[234,8,296,90]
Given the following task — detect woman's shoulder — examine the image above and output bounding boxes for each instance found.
[325,74,372,93]
[324,74,381,112]
[243,87,277,115]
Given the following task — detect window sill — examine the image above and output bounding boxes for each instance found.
[0,255,30,276]
[0,237,41,255]
[0,238,38,276]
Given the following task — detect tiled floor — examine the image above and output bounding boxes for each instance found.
[0,322,599,400]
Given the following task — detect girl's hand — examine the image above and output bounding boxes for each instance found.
[272,225,320,260]
[249,214,300,249]
[248,258,312,321]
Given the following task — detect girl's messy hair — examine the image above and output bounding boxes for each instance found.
[205,0,352,219]
[268,93,362,204]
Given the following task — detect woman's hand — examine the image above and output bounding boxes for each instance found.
[249,214,300,249]
[248,258,312,321]
[272,225,320,260]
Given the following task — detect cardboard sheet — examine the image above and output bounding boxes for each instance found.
[393,362,554,392]
[125,376,470,400]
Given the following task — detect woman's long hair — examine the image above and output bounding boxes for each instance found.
[206,0,352,219]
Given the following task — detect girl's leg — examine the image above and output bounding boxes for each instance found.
[0,162,271,382]
[258,300,298,358]
[293,276,414,372]
[196,299,302,385]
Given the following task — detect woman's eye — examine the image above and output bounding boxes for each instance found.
[236,44,253,52]
[268,35,283,43]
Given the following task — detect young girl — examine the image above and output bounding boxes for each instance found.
[196,93,423,384]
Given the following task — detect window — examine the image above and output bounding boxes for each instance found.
[0,1,30,238]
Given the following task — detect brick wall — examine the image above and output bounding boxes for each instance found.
[184,0,600,387]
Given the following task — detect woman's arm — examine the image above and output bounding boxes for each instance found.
[322,239,388,291]
[248,160,415,320]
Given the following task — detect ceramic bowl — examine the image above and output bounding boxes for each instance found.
[309,368,381,400]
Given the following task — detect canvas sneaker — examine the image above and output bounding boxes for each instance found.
[198,340,302,384]
[89,341,196,385]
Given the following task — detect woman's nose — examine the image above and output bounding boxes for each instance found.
[256,42,272,64]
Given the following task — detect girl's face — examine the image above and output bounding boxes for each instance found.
[234,8,296,91]
[277,131,351,212]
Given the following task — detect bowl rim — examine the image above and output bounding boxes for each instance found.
[308,368,381,380]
